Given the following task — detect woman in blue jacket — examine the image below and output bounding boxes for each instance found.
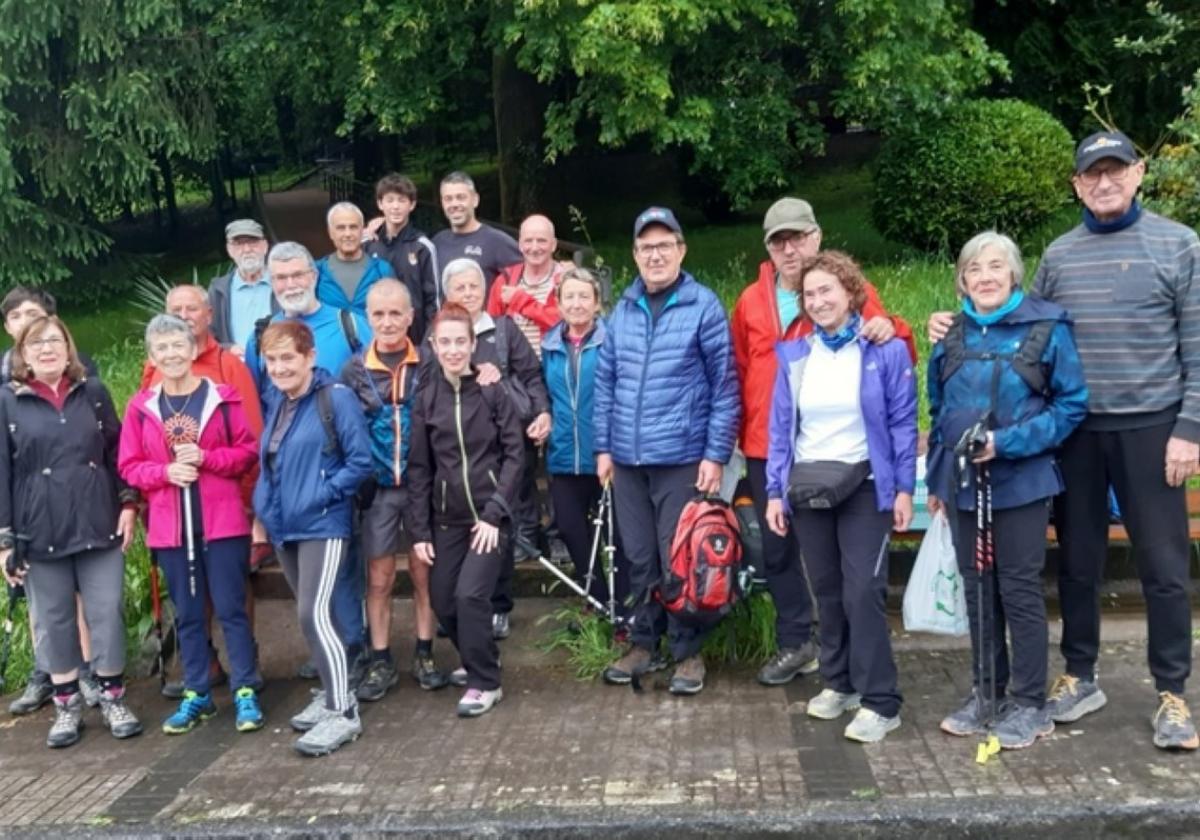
[765,250,917,745]
[253,320,372,757]
[926,230,1088,751]
[541,269,629,622]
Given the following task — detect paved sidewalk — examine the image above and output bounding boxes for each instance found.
[1,601,1198,838]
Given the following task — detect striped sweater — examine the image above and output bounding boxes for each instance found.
[1031,210,1200,441]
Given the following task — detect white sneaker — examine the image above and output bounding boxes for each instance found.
[806,688,862,720]
[457,687,503,717]
[289,690,327,732]
[844,707,901,743]
[293,704,362,756]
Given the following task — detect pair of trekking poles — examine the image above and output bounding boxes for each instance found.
[955,419,1001,765]
[146,481,198,690]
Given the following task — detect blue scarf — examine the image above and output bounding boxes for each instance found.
[818,312,861,352]
[963,289,1024,327]
[1083,199,1142,234]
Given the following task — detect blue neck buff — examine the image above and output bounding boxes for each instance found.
[1083,199,1141,234]
[818,312,862,352]
[963,289,1024,327]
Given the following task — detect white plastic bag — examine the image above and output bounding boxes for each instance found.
[902,512,968,636]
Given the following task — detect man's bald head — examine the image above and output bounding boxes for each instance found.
[519,214,557,274]
[366,278,413,351]
[166,284,213,341]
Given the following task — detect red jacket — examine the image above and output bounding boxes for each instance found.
[731,260,916,459]
[485,262,563,335]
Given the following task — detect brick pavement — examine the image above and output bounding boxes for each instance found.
[1,601,1199,838]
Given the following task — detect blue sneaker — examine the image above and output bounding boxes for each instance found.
[234,687,264,732]
[162,690,216,735]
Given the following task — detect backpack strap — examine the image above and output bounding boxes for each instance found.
[937,314,967,385]
[316,384,341,457]
[1011,320,1054,396]
[339,309,363,355]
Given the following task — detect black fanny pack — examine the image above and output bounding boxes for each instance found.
[787,460,871,510]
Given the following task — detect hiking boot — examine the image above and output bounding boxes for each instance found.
[294,705,362,757]
[47,692,84,749]
[844,708,901,743]
[348,651,370,694]
[1152,691,1199,751]
[602,646,667,686]
[296,659,319,680]
[289,690,327,733]
[756,641,819,686]
[412,653,449,691]
[9,673,52,716]
[492,612,511,640]
[668,655,706,696]
[1045,674,1107,723]
[807,688,862,720]
[448,667,468,688]
[162,690,217,735]
[356,658,400,702]
[940,688,1011,737]
[234,687,265,733]
[99,686,143,739]
[79,669,102,708]
[995,704,1054,750]
[457,687,503,718]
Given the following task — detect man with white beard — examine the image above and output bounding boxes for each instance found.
[209,219,280,357]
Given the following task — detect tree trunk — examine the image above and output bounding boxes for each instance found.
[492,48,550,225]
[274,94,300,163]
[156,152,180,236]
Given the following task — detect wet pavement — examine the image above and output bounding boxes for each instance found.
[1,600,1199,838]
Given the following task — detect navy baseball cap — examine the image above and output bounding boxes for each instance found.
[1075,130,1139,174]
[633,206,682,238]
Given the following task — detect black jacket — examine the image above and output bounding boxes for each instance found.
[405,370,524,540]
[0,378,135,561]
[367,224,439,344]
[209,268,281,348]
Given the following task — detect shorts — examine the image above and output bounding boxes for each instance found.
[360,485,410,560]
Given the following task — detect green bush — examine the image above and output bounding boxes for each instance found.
[871,98,1074,252]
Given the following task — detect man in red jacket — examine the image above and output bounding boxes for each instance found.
[731,197,915,687]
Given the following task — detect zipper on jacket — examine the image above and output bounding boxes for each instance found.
[568,347,582,473]
[488,469,498,488]
[440,480,447,513]
[454,385,479,521]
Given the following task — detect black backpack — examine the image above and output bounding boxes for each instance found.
[938,314,1055,397]
[313,382,376,510]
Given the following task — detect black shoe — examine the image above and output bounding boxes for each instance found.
[412,653,449,691]
[9,674,53,715]
[348,651,370,694]
[756,641,819,687]
[436,622,449,639]
[296,660,319,680]
[356,659,399,702]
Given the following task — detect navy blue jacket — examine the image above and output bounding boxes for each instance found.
[253,370,373,542]
[593,272,739,466]
[926,295,1089,511]
[542,320,605,475]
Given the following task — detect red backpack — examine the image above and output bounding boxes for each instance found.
[658,496,743,625]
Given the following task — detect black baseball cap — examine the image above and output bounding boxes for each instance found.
[1075,130,1139,174]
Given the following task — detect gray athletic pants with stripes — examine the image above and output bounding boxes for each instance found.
[278,538,352,712]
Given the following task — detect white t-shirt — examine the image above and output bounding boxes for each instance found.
[794,339,869,463]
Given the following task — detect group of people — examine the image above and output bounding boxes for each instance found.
[2,128,1197,759]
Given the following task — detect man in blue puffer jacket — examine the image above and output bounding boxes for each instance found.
[595,207,740,696]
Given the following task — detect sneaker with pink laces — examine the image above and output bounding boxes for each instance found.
[456,687,503,718]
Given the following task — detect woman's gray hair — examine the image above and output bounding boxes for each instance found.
[441,258,486,295]
[955,230,1024,297]
[556,267,604,308]
[267,241,316,270]
[144,313,196,352]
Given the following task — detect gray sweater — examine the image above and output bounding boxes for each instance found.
[1032,210,1200,441]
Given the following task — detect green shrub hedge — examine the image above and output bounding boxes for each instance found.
[871,98,1074,252]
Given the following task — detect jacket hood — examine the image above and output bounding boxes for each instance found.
[541,319,607,354]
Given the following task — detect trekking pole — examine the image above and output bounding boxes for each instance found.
[974,459,1000,765]
[148,552,166,690]
[582,487,606,603]
[182,486,197,598]
[526,532,610,614]
[602,483,619,626]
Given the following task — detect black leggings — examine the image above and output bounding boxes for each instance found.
[431,523,507,691]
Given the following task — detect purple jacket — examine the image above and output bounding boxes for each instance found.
[765,334,917,513]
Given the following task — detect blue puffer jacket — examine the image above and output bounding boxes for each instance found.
[315,253,396,315]
[253,369,374,542]
[542,320,606,475]
[926,295,1089,511]
[594,272,739,467]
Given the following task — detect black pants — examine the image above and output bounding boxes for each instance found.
[491,439,540,615]
[612,462,709,661]
[952,499,1050,708]
[794,480,901,718]
[745,457,816,649]
[431,523,507,691]
[548,473,631,616]
[1054,422,1192,693]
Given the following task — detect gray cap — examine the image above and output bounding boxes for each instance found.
[762,198,818,244]
[225,219,265,240]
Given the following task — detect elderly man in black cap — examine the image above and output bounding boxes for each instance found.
[929,130,1200,751]
[209,219,279,357]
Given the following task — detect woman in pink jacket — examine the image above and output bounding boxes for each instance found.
[118,314,263,735]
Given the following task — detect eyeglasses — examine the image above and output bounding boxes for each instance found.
[634,242,679,258]
[273,269,314,283]
[766,230,818,253]
[1077,162,1134,186]
[27,336,65,350]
